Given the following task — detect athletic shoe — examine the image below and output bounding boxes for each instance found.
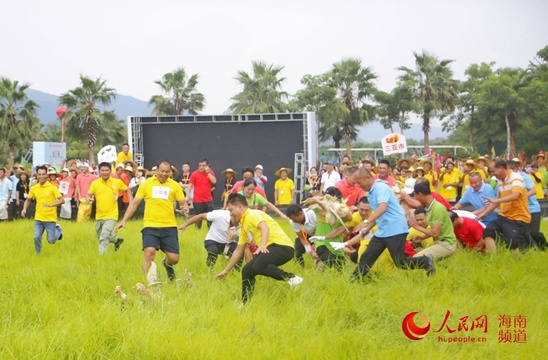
[287,275,304,287]
[162,258,176,281]
[425,254,436,276]
[114,238,124,251]
[56,224,63,240]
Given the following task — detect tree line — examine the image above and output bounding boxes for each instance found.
[1,46,546,167]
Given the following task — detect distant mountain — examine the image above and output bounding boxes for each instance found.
[357,121,447,142]
[26,89,153,125]
[27,88,447,140]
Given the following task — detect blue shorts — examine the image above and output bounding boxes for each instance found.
[142,227,179,254]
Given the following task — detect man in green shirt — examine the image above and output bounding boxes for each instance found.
[408,181,457,260]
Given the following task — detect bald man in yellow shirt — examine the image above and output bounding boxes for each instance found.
[115,160,188,282]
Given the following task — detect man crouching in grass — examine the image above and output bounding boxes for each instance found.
[215,193,303,307]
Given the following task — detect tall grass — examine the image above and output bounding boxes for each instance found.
[1,218,546,359]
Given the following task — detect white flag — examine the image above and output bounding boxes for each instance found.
[98,145,117,164]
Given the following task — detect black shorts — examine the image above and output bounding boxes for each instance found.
[483,216,530,250]
[142,227,179,254]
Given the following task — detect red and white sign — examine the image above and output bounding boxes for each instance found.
[381,133,408,156]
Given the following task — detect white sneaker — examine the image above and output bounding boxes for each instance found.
[288,275,304,287]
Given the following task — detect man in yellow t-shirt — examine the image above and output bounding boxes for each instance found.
[274,167,295,206]
[216,193,302,306]
[88,162,133,255]
[115,161,188,282]
[529,164,545,200]
[21,165,65,254]
[406,207,434,253]
[116,143,133,164]
[343,197,397,273]
[439,162,460,202]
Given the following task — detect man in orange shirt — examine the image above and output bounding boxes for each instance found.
[478,160,531,253]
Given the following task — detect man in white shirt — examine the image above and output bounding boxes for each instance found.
[319,162,341,194]
[286,204,318,267]
[178,209,242,270]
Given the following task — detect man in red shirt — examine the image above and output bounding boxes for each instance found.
[231,166,268,200]
[188,159,217,229]
[449,211,486,252]
[335,166,364,209]
[75,163,98,222]
[373,159,397,187]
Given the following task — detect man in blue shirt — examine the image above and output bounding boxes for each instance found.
[452,172,497,225]
[349,167,435,280]
[0,167,14,221]
[9,166,21,220]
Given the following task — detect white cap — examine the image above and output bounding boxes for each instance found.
[403,178,416,194]
[116,163,124,168]
[61,168,69,173]
[255,164,263,170]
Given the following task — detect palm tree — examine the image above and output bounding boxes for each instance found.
[228,61,288,113]
[0,77,41,168]
[327,58,378,158]
[375,85,413,134]
[59,75,117,164]
[149,67,205,115]
[397,51,458,149]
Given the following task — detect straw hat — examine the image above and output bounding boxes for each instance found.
[66,159,78,169]
[397,158,412,168]
[221,168,237,176]
[136,166,149,174]
[413,166,425,175]
[47,169,59,177]
[361,157,376,167]
[511,157,524,167]
[532,151,546,162]
[123,160,137,171]
[476,156,491,166]
[464,159,478,168]
[16,169,31,179]
[275,167,292,176]
[419,158,433,167]
[123,165,135,173]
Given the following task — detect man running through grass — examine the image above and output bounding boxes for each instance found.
[215,193,303,306]
[87,162,132,255]
[115,160,189,282]
[21,165,64,254]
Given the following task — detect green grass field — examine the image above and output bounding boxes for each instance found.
[1,218,547,359]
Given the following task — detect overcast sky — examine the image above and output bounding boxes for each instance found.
[2,0,546,115]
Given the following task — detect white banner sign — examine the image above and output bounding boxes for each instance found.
[381,133,408,156]
[58,180,70,195]
[32,142,67,169]
[98,145,117,164]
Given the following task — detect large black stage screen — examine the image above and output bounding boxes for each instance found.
[140,120,305,204]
